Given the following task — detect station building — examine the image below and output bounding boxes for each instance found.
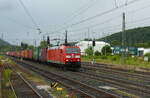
[76,41,110,55]
[112,46,150,56]
[137,48,150,56]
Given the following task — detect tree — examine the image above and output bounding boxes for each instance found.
[102,45,112,55]
[84,38,92,41]
[111,40,121,46]
[39,40,53,48]
[40,41,48,48]
[134,43,150,48]
[28,45,34,50]
[95,51,101,56]
[85,47,93,56]
[21,42,28,49]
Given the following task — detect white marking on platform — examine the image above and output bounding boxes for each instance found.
[99,86,117,90]
[37,85,56,98]
[36,85,50,90]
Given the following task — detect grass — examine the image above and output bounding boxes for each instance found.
[1,69,16,98]
[82,55,150,71]
[49,86,77,98]
[112,89,140,98]
[0,55,16,67]
[16,64,78,98]
[3,69,12,81]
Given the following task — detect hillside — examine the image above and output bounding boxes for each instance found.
[98,26,150,47]
[0,39,10,46]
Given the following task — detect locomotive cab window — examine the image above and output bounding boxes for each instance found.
[66,48,80,53]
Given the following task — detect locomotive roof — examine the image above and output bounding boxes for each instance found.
[48,45,79,50]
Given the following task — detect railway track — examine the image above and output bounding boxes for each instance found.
[81,63,150,97]
[73,71,150,97]
[15,60,119,98]
[8,67,43,98]
[82,62,150,75]
[12,58,150,97]
[82,62,150,82]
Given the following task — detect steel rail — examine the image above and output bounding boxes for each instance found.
[17,60,120,98]
[8,66,43,98]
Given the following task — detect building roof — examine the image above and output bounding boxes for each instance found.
[76,41,109,45]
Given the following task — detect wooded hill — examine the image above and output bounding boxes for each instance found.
[0,39,10,46]
[98,26,150,48]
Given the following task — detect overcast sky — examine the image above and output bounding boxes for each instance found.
[0,0,150,46]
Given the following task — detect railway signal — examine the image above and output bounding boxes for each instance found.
[92,39,95,64]
[92,40,95,47]
[47,36,50,45]
[65,30,68,46]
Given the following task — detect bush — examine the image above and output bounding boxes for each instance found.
[110,55,119,61]
[144,53,150,61]
[101,45,112,55]
[144,53,150,57]
[85,47,93,56]
[100,56,107,59]
[95,51,101,56]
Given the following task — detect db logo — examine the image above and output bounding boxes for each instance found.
[71,54,74,58]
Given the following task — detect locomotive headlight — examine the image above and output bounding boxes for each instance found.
[75,55,80,58]
[66,55,71,58]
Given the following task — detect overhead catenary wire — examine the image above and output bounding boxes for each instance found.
[43,0,146,42]
[127,16,150,26]
[114,0,118,8]
[18,0,42,33]
[55,0,141,32]
[125,0,128,5]
[68,8,150,42]
[58,0,98,27]
[69,15,150,40]
[46,0,149,43]
[126,3,150,14]
[64,1,96,25]
[44,0,98,35]
[5,16,34,29]
[70,14,122,32]
[70,2,150,32]
[61,15,150,42]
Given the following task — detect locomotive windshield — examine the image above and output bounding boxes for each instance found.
[66,48,80,53]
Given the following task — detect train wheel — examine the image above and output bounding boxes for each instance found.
[63,66,67,71]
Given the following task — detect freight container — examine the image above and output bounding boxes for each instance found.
[39,48,47,62]
[28,50,33,59]
[24,50,28,58]
[18,51,21,58]
[32,47,40,61]
[16,51,20,57]
[21,50,25,58]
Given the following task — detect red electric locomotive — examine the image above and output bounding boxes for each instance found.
[6,33,81,71]
[47,45,81,70]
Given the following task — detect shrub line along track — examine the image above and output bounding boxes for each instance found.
[6,66,43,98]
[14,59,119,98]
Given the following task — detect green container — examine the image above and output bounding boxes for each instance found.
[33,47,40,60]
[128,47,138,55]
